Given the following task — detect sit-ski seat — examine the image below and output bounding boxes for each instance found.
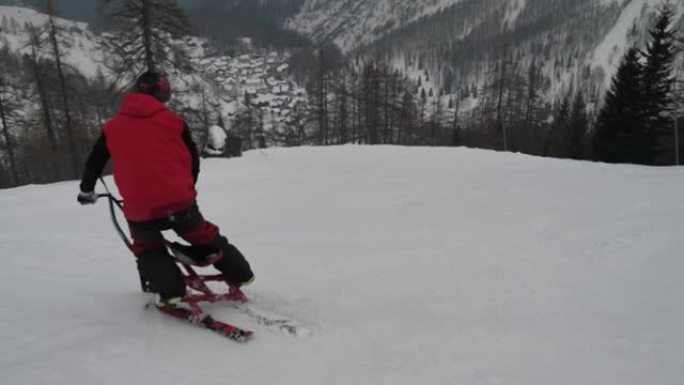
[168,242,222,267]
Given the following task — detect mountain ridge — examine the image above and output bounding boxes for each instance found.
[286,0,684,106]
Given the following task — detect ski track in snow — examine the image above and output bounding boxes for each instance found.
[1,146,683,385]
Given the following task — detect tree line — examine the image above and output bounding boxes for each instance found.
[0,1,121,187]
[593,5,681,166]
[267,4,681,165]
[250,49,589,158]
[0,1,682,190]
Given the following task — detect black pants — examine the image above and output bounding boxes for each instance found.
[129,205,254,299]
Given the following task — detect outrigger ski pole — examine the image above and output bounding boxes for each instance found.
[97,178,152,292]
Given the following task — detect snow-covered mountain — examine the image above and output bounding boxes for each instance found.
[287,0,468,53]
[0,6,102,77]
[287,0,684,105]
[0,5,307,139]
[0,0,96,21]
[2,146,684,385]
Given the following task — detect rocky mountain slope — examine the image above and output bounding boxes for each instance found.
[287,0,684,106]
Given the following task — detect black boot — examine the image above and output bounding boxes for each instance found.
[136,249,187,299]
[211,236,254,286]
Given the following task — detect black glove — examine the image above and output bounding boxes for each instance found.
[77,191,98,205]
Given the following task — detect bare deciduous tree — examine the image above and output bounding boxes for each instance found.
[46,0,80,178]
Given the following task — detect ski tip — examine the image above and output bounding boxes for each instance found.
[225,328,254,343]
[235,330,254,343]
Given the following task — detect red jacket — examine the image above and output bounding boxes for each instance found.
[81,93,199,222]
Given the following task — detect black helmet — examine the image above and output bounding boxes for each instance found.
[135,70,171,103]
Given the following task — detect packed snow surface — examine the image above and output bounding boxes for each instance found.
[1,146,683,385]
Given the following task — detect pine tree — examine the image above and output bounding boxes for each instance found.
[0,71,19,186]
[312,47,329,145]
[546,95,569,157]
[641,5,678,165]
[46,0,80,178]
[360,62,381,144]
[418,87,427,145]
[451,92,462,146]
[333,69,349,144]
[381,67,392,144]
[430,96,444,145]
[521,59,544,155]
[594,47,649,163]
[256,108,266,149]
[398,90,416,145]
[26,23,59,179]
[567,92,588,160]
[101,0,191,75]
[235,92,256,150]
[493,50,513,151]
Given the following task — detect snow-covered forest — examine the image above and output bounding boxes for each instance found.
[0,0,683,189]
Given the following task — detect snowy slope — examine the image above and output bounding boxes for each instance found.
[0,5,104,78]
[288,0,467,52]
[1,146,684,385]
[288,0,684,111]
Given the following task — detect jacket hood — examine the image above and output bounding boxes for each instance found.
[119,92,167,118]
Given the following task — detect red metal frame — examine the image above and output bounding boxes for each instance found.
[178,261,248,318]
[96,191,247,319]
